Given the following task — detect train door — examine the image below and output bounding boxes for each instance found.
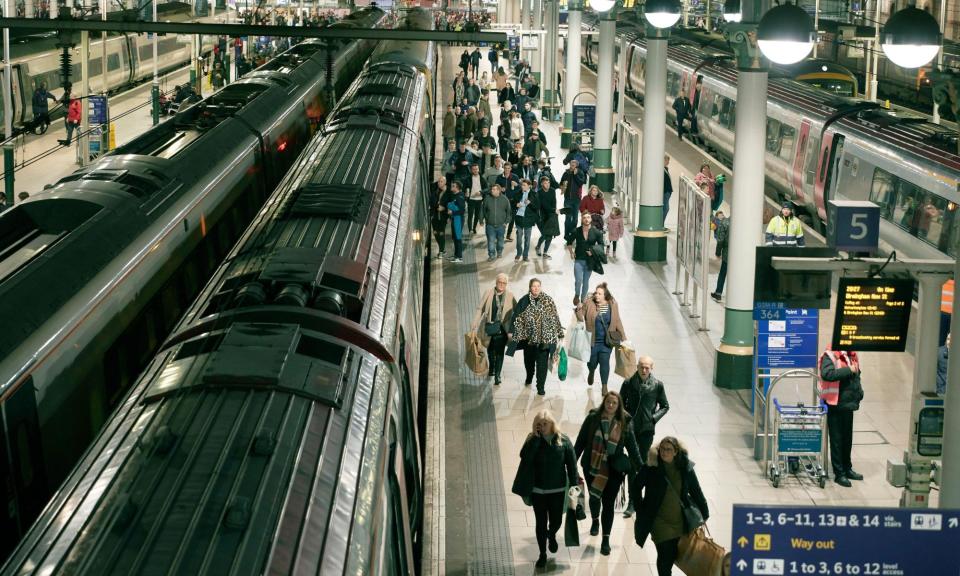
[791,120,811,202]
[814,131,844,220]
[12,64,24,125]
[387,419,417,575]
[0,377,48,549]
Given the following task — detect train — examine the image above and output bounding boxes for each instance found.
[0,7,386,561]
[581,21,960,262]
[1,2,213,136]
[0,7,435,575]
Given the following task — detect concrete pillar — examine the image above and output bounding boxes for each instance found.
[542,0,558,118]
[24,0,34,18]
[533,0,541,29]
[50,0,57,18]
[943,262,960,508]
[521,0,530,29]
[2,0,10,140]
[633,29,669,262]
[561,4,582,149]
[714,68,767,389]
[593,10,616,194]
[80,30,89,165]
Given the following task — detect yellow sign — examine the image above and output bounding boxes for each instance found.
[754,534,772,551]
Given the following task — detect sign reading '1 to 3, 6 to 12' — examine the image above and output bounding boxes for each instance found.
[831,277,913,352]
[732,504,960,576]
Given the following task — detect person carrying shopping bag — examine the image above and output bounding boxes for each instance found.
[575,282,626,396]
[511,278,564,396]
[472,273,517,386]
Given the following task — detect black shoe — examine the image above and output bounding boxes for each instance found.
[590,518,600,536]
[536,247,542,256]
[537,386,545,396]
[587,371,594,385]
[623,502,634,518]
[711,292,721,302]
[846,469,864,481]
[834,475,852,487]
[494,376,502,386]
[548,535,558,553]
[600,536,611,556]
[535,553,546,568]
[524,379,532,387]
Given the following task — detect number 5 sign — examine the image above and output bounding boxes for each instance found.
[827,200,880,253]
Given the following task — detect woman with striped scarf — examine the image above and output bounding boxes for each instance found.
[573,391,641,556]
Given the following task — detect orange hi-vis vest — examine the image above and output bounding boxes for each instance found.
[819,350,859,406]
[942,279,954,314]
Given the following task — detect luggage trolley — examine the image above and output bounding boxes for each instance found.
[768,398,828,488]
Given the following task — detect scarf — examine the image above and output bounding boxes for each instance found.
[588,417,621,499]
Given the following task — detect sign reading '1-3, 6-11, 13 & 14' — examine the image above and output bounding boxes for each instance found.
[732,504,960,576]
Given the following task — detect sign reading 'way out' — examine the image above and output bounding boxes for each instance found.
[732,504,960,575]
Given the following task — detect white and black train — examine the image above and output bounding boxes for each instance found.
[0,7,386,561]
[1,8,435,575]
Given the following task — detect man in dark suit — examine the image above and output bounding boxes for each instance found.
[672,87,691,140]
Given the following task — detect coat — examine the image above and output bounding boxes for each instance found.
[607,213,625,242]
[447,193,466,240]
[482,193,512,228]
[819,350,864,411]
[579,195,605,216]
[66,98,82,124]
[620,374,669,433]
[573,227,603,261]
[513,434,578,500]
[938,345,949,396]
[573,409,642,476]
[512,188,541,229]
[442,111,456,140]
[537,187,560,237]
[633,449,709,548]
[473,287,517,346]
[576,296,626,346]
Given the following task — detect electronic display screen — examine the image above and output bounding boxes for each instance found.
[831,277,914,352]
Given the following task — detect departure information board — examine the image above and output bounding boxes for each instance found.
[831,277,913,352]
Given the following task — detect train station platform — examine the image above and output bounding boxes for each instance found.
[422,45,919,575]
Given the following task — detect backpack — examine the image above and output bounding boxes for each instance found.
[573,152,591,175]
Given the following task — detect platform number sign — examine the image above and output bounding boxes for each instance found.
[827,200,880,253]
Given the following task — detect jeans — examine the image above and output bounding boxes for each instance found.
[587,342,612,386]
[531,492,565,554]
[467,198,483,232]
[663,191,672,226]
[584,471,624,536]
[506,217,515,239]
[564,210,578,243]
[453,238,464,259]
[64,121,78,144]
[485,224,505,257]
[574,259,592,302]
[515,225,533,259]
[715,260,727,295]
[523,344,550,390]
[827,408,855,477]
[654,537,681,576]
[536,234,554,253]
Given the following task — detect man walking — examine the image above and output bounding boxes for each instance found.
[483,184,511,261]
[619,355,670,517]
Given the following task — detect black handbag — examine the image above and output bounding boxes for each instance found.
[484,321,502,336]
[598,310,622,348]
[610,453,633,474]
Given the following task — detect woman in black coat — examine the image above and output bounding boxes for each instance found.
[512,410,579,568]
[535,176,561,259]
[633,436,710,576]
[574,391,642,556]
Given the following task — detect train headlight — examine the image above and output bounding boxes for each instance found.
[643,0,681,28]
[723,0,742,23]
[757,2,815,65]
[881,7,941,69]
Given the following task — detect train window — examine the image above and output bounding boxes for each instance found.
[870,167,957,252]
[711,95,721,119]
[108,54,121,72]
[779,125,796,161]
[804,137,820,187]
[666,71,680,97]
[766,119,782,153]
[725,102,736,129]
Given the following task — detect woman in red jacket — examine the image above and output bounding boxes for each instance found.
[59,96,82,146]
[579,184,605,231]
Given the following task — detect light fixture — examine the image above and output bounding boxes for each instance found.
[723,0,741,23]
[643,0,681,28]
[881,6,941,69]
[591,0,616,12]
[757,2,815,65]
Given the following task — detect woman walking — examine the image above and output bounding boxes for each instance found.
[579,184,606,231]
[694,163,716,202]
[574,391,641,556]
[606,207,624,257]
[511,278,564,396]
[534,176,560,259]
[473,273,517,385]
[515,411,579,568]
[576,283,626,395]
[634,436,710,576]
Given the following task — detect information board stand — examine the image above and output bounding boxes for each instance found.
[87,95,110,160]
[672,175,710,331]
[615,120,640,226]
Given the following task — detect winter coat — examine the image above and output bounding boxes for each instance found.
[447,193,466,240]
[607,213,625,242]
[429,184,450,232]
[819,350,864,411]
[560,169,586,206]
[512,292,563,347]
[512,188,541,229]
[694,171,716,200]
[519,434,578,494]
[938,345,949,396]
[573,409,642,476]
[472,287,517,347]
[66,98,82,124]
[442,111,456,140]
[495,172,521,196]
[573,227,603,261]
[619,374,669,433]
[537,187,560,237]
[576,296,626,346]
[462,114,477,141]
[579,195,605,216]
[633,449,709,548]
[482,193,512,228]
[522,138,548,160]
[466,84,481,105]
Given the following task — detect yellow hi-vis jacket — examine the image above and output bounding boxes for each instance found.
[764,215,805,247]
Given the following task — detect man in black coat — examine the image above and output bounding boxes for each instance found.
[820,348,865,487]
[672,90,691,140]
[620,356,670,518]
[470,47,482,79]
[560,161,586,245]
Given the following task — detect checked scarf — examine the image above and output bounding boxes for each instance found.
[588,417,621,499]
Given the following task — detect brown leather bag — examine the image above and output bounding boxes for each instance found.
[675,525,727,576]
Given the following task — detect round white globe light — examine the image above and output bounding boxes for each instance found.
[644,11,681,28]
[757,3,814,65]
[724,12,742,22]
[758,39,814,64]
[881,43,940,69]
[591,0,616,12]
[880,7,941,69]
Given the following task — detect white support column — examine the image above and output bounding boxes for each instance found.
[561,5,581,149]
[521,0,529,30]
[24,0,34,18]
[50,0,57,18]
[80,29,89,165]
[100,0,107,93]
[2,0,10,139]
[638,36,667,226]
[592,12,615,194]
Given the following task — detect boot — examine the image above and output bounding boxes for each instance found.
[535,553,547,568]
[590,518,600,536]
[623,500,635,518]
[600,535,611,556]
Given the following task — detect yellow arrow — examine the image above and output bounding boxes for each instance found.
[738,536,748,548]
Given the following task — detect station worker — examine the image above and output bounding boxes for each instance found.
[819,346,865,487]
[765,202,805,247]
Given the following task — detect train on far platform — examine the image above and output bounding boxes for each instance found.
[580,21,960,262]
[0,7,385,562]
[1,7,436,575]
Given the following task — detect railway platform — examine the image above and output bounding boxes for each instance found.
[423,45,921,575]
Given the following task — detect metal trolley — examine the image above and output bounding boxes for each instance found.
[768,398,829,488]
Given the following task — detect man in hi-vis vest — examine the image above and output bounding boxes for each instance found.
[819,347,865,487]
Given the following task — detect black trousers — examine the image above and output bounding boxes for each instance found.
[433,227,446,254]
[827,408,855,477]
[627,430,655,504]
[654,537,681,576]
[584,471,624,536]
[523,345,550,389]
[487,334,507,377]
[467,198,483,232]
[531,492,565,554]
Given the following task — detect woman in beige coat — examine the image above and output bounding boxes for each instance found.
[473,273,517,385]
[575,282,626,394]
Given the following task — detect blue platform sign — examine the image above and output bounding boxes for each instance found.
[572,104,596,132]
[732,504,960,575]
[827,200,880,253]
[754,301,786,320]
[87,95,108,125]
[757,308,818,370]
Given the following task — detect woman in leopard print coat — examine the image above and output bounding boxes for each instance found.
[511,277,564,395]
